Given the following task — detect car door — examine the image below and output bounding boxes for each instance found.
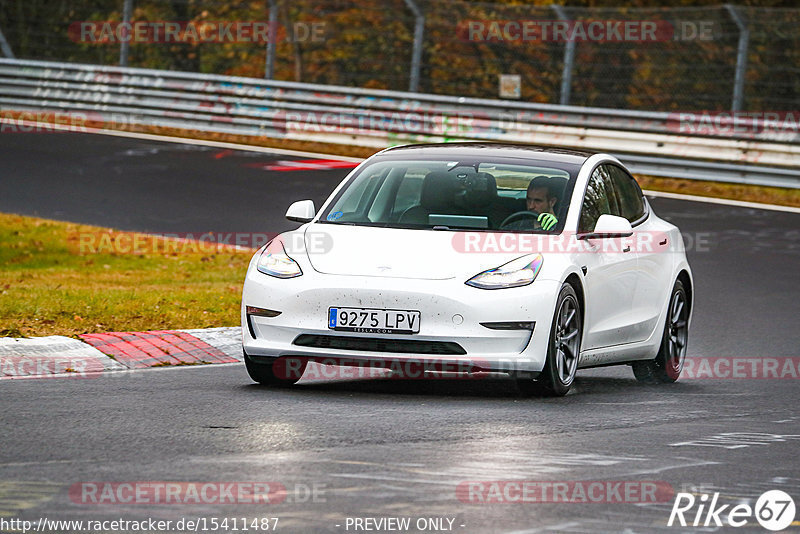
[578,165,640,351]
[607,165,674,343]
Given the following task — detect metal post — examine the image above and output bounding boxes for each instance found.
[265,0,278,79]
[119,0,133,66]
[551,5,574,106]
[725,4,749,112]
[0,26,14,58]
[403,0,424,93]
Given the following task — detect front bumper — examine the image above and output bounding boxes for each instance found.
[242,268,560,375]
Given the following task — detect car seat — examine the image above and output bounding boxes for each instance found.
[398,171,461,225]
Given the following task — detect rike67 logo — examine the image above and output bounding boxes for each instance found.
[669,490,795,531]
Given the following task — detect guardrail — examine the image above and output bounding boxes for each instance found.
[0,58,798,189]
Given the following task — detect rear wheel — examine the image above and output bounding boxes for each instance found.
[632,280,689,384]
[517,283,582,397]
[244,352,307,386]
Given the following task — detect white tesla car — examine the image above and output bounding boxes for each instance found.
[241,143,692,396]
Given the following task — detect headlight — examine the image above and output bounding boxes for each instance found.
[256,241,302,278]
[466,254,543,289]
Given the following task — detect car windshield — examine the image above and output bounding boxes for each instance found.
[318,156,578,233]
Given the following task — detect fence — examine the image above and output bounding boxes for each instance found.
[0,58,798,189]
[0,1,799,113]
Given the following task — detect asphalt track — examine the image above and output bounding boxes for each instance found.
[1,132,799,533]
[0,132,338,234]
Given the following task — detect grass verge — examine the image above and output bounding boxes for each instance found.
[0,212,251,338]
[637,175,799,208]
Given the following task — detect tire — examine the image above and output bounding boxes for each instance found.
[244,352,307,386]
[632,280,689,384]
[517,283,582,397]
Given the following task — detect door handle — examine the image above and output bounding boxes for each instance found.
[622,245,631,253]
[659,238,668,246]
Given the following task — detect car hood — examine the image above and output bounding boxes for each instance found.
[301,224,531,280]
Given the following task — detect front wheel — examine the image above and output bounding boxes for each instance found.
[632,279,689,384]
[517,283,582,397]
[244,352,307,386]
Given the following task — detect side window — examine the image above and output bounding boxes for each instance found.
[608,165,646,223]
[579,166,616,233]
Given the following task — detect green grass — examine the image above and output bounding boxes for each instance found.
[0,212,252,338]
[636,175,800,207]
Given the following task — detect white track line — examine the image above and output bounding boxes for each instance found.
[8,119,798,212]
[5,119,365,162]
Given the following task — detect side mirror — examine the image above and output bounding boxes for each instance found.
[285,200,316,223]
[581,214,633,239]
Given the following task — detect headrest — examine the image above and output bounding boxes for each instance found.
[451,171,497,208]
[421,171,459,211]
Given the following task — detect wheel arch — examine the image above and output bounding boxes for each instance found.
[563,272,585,329]
[676,269,693,316]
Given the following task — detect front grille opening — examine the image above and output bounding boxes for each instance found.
[293,334,467,355]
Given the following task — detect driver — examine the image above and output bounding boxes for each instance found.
[498,176,561,231]
[526,176,559,230]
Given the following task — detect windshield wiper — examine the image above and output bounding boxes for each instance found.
[319,220,355,225]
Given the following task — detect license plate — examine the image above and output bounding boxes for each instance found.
[328,307,420,335]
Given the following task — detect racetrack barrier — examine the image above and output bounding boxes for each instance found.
[0,58,798,189]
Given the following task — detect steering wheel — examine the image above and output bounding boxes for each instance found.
[500,210,540,228]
